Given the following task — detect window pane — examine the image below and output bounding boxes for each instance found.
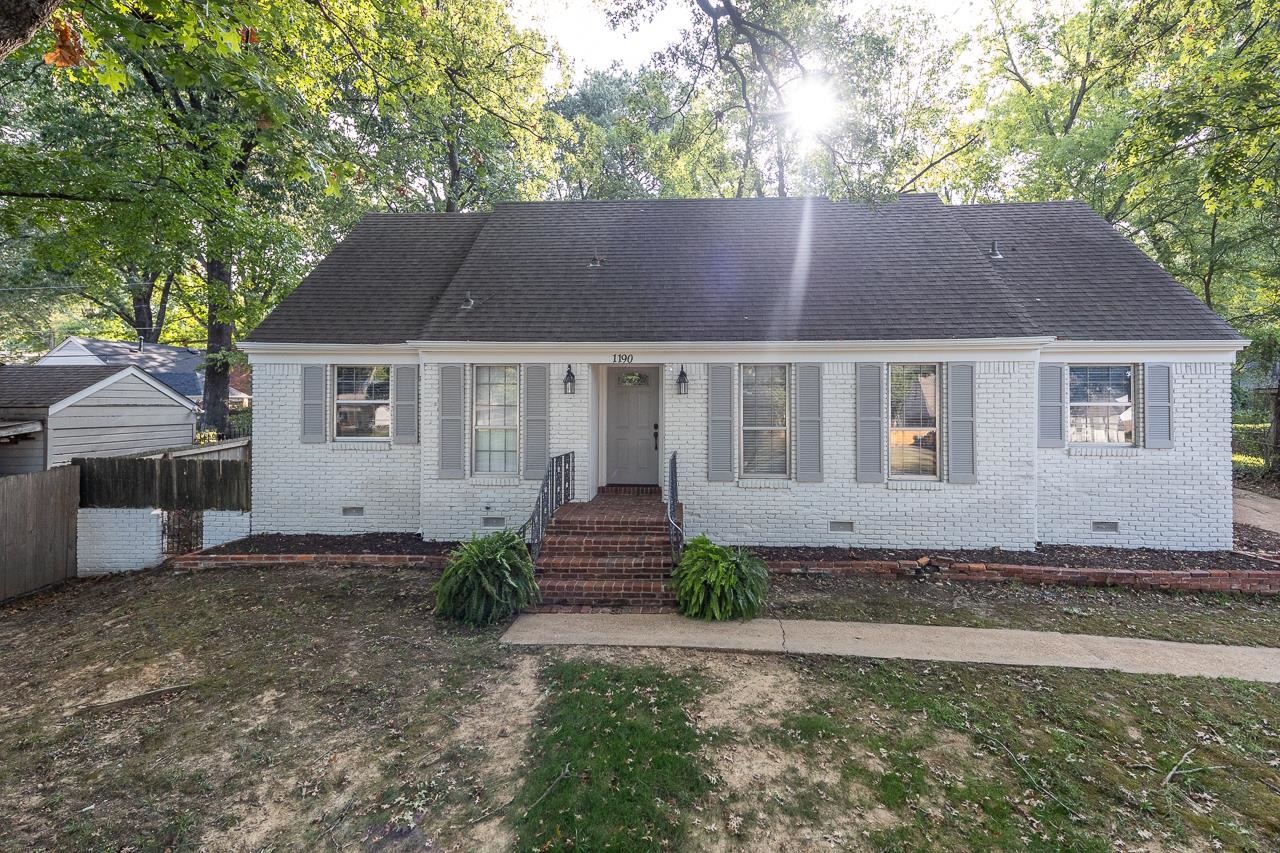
[889,365,938,477]
[743,429,788,475]
[474,366,518,473]
[335,402,390,438]
[1068,365,1133,444]
[335,366,389,401]
[742,365,787,428]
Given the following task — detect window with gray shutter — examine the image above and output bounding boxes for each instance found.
[392,365,418,444]
[1038,363,1066,448]
[794,363,822,482]
[523,364,549,479]
[1144,363,1173,448]
[855,363,885,483]
[438,364,465,478]
[301,364,327,443]
[707,364,734,481]
[947,362,976,483]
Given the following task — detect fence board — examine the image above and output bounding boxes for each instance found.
[73,456,250,511]
[1,467,78,602]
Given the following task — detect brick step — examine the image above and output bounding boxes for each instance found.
[538,564,674,581]
[539,534,673,558]
[538,578,675,608]
[548,521,670,535]
[538,554,673,570]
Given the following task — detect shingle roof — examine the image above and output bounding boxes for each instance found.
[74,338,206,373]
[151,371,203,398]
[246,213,489,344]
[246,196,1241,345]
[0,365,125,408]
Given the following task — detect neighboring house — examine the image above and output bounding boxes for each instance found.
[0,365,197,475]
[38,336,251,408]
[241,195,1244,550]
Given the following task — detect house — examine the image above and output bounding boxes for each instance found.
[0,365,197,475]
[38,336,251,408]
[241,195,1244,553]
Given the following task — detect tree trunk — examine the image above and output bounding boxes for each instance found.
[202,256,234,436]
[0,0,61,62]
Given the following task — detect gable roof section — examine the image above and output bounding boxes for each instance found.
[246,212,489,344]
[949,202,1239,341]
[0,365,125,408]
[77,337,207,372]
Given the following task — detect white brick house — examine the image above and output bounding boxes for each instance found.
[242,196,1244,550]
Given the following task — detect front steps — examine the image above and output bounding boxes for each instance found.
[536,491,679,609]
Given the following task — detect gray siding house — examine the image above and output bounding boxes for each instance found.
[0,365,197,475]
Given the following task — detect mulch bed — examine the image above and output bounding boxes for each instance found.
[752,522,1280,573]
[199,533,459,557]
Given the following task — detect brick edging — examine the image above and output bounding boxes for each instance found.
[167,552,1280,595]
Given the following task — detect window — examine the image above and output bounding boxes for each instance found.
[889,364,939,478]
[1069,365,1134,444]
[474,365,519,473]
[741,364,788,476]
[334,366,391,438]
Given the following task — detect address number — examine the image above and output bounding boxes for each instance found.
[612,354,634,363]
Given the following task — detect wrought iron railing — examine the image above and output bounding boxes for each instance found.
[519,452,574,561]
[666,451,684,564]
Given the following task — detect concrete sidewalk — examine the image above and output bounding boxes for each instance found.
[502,613,1280,683]
[1235,487,1280,535]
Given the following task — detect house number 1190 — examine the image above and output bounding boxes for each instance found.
[612,354,634,364]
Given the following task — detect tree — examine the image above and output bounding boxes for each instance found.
[0,0,61,62]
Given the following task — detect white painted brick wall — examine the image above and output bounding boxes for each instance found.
[418,362,593,539]
[251,362,421,533]
[203,511,252,549]
[77,508,163,575]
[1037,362,1232,550]
[665,362,1039,548]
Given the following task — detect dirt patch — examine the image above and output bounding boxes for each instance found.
[1234,523,1280,557]
[200,532,458,556]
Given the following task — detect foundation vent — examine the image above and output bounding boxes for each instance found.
[1091,520,1119,533]
[482,516,506,528]
[342,506,365,517]
[828,521,856,533]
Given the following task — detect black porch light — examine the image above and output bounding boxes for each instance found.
[676,365,689,395]
[563,365,576,394]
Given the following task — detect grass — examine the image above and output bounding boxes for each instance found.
[517,661,708,852]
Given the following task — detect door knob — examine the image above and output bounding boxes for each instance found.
[653,424,659,450]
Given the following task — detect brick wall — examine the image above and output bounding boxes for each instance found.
[1037,362,1232,550]
[664,362,1040,548]
[251,362,422,533]
[77,508,163,575]
[203,510,252,549]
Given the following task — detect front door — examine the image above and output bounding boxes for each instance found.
[606,366,660,485]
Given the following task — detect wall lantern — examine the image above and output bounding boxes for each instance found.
[676,365,689,395]
[563,365,576,395]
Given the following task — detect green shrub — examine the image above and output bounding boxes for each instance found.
[433,530,539,626]
[672,534,768,621]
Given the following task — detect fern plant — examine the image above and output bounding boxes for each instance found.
[672,534,768,621]
[434,530,540,626]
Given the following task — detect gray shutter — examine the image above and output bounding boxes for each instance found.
[855,363,885,483]
[1037,363,1066,448]
[794,363,822,482]
[947,362,976,483]
[392,365,418,445]
[707,364,734,482]
[1144,363,1172,448]
[438,364,465,478]
[301,365,326,443]
[522,364,549,479]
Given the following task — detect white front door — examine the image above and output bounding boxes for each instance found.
[606,366,660,485]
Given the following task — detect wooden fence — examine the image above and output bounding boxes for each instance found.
[74,456,250,511]
[1,467,78,602]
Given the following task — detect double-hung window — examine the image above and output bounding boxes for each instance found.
[474,365,519,473]
[741,364,789,476]
[1069,365,1134,444]
[889,363,939,478]
[334,366,391,439]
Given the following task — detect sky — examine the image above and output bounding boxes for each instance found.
[510,0,989,82]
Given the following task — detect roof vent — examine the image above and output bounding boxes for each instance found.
[460,291,475,310]
[587,248,607,268]
[987,240,1004,259]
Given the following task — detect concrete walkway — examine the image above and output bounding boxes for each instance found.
[502,613,1280,683]
[1234,487,1280,535]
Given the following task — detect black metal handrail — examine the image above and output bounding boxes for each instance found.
[666,451,684,565]
[519,452,574,561]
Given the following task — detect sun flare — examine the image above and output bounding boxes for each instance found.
[785,76,839,143]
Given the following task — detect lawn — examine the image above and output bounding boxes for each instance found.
[3,565,1279,851]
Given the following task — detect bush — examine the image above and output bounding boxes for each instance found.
[434,530,539,626]
[672,535,768,621]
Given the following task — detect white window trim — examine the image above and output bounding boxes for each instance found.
[1067,363,1137,447]
[888,362,941,481]
[472,364,520,476]
[739,363,790,479]
[332,364,392,443]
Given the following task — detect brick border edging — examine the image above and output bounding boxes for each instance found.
[166,552,1280,595]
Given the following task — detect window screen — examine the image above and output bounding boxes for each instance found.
[1069,365,1134,444]
[741,365,788,476]
[334,366,391,438]
[889,364,938,477]
[474,365,519,473]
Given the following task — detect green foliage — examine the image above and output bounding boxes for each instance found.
[433,530,539,626]
[672,535,768,621]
